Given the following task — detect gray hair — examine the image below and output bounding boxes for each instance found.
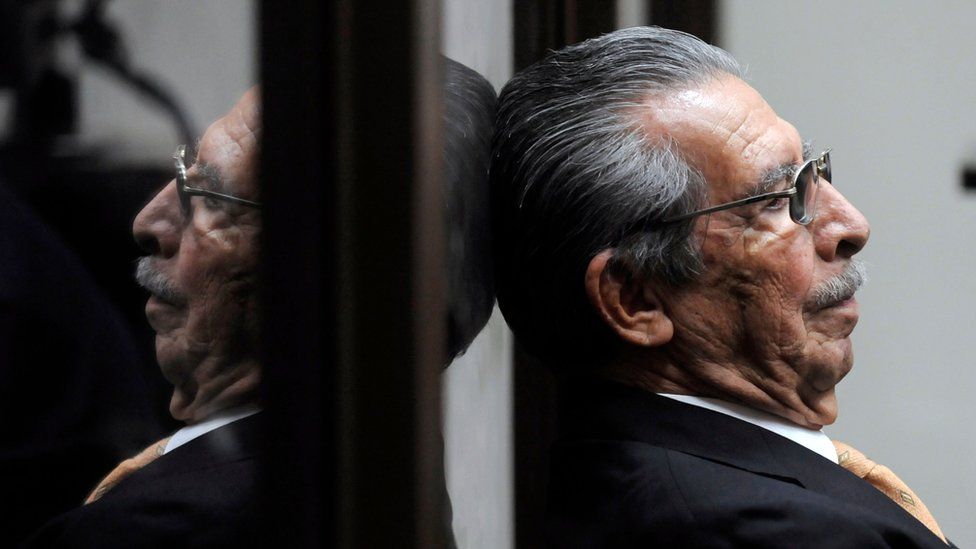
[810,259,868,311]
[491,26,742,369]
[135,256,186,306]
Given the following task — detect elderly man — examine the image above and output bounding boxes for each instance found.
[492,27,950,547]
[26,88,263,547]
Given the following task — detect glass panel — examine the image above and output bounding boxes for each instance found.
[440,1,514,547]
[0,2,257,545]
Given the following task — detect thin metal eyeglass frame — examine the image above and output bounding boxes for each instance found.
[173,144,263,215]
[662,149,831,226]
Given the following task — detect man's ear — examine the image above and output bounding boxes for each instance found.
[584,250,674,347]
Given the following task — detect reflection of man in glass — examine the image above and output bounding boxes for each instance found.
[136,88,262,425]
[27,88,263,547]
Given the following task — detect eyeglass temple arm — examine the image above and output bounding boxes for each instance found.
[174,145,262,208]
[662,187,797,223]
[182,185,263,208]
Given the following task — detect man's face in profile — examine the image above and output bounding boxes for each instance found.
[133,88,262,422]
[644,75,870,428]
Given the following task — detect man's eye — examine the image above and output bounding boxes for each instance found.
[203,196,222,210]
[763,196,789,211]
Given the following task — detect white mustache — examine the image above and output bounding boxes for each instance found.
[135,257,187,306]
[810,259,867,311]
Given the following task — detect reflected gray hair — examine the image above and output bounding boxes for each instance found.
[491,26,742,368]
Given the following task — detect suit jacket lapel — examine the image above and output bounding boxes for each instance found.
[560,380,796,479]
[560,380,942,542]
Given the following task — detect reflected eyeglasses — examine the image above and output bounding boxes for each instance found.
[663,149,832,226]
[173,144,262,215]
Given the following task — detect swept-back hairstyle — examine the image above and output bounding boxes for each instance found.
[490,26,741,370]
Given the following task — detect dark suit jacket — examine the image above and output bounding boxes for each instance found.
[546,380,950,548]
[0,180,164,546]
[24,413,262,549]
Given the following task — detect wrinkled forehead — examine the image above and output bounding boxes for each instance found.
[637,75,803,194]
[194,89,261,193]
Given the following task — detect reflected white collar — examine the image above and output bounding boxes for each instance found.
[657,394,838,464]
[164,405,261,455]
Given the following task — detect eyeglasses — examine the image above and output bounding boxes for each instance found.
[663,149,832,226]
[173,144,262,215]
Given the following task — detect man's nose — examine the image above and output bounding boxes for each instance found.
[811,181,870,262]
[133,181,182,257]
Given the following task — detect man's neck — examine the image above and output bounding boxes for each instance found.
[168,358,262,424]
[601,356,833,430]
[656,393,838,463]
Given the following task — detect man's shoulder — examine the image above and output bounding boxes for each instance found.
[548,383,948,548]
[30,458,259,546]
[22,415,263,549]
[546,438,690,545]
[547,438,811,527]
[546,438,917,548]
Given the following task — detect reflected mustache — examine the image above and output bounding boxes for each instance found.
[810,259,868,311]
[135,257,187,306]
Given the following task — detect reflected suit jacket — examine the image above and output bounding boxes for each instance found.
[546,380,950,548]
[24,413,262,549]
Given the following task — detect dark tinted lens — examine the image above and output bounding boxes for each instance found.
[790,160,819,225]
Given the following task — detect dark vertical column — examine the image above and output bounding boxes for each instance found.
[649,0,717,44]
[514,0,562,71]
[514,0,615,71]
[260,0,333,545]
[574,0,617,43]
[261,1,445,547]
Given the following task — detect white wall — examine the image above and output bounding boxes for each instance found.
[443,311,513,549]
[441,1,513,547]
[75,0,255,160]
[721,2,976,544]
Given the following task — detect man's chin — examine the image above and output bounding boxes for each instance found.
[811,395,839,427]
[802,357,854,427]
[805,300,859,340]
[155,342,190,387]
[146,295,189,330]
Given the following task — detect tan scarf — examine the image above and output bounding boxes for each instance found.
[84,436,172,504]
[833,440,946,544]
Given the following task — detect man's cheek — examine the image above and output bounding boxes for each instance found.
[201,220,250,252]
[742,224,789,253]
[751,233,814,303]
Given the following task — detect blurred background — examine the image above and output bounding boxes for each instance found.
[2,0,972,547]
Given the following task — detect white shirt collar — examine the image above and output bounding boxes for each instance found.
[657,393,838,464]
[163,405,262,455]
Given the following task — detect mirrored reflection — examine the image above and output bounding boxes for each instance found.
[439,55,498,547]
[439,5,514,548]
[441,52,504,546]
[443,55,497,362]
[1,1,255,546]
